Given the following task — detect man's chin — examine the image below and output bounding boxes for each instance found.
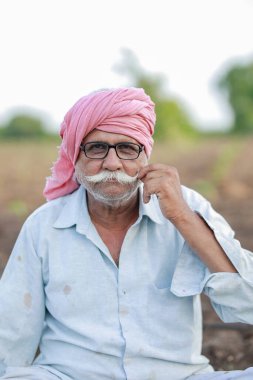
[86,186,139,206]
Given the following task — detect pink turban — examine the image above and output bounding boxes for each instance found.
[43,87,156,201]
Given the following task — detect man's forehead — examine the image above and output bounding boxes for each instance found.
[83,129,139,144]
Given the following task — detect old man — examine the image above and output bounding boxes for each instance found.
[0,87,253,380]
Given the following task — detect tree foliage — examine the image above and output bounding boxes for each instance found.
[0,114,49,140]
[219,61,253,134]
[113,48,196,140]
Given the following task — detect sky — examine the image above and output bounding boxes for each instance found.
[1,0,253,131]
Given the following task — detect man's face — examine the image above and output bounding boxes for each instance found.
[75,129,148,205]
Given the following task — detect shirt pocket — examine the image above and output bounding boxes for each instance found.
[170,242,210,297]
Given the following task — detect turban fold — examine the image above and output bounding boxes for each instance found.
[43,87,156,200]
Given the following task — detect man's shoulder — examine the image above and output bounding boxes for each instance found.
[181,185,213,218]
[181,185,209,206]
[30,195,68,217]
[26,189,80,227]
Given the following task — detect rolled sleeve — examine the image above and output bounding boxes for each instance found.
[201,209,253,285]
[202,212,253,323]
[204,272,253,323]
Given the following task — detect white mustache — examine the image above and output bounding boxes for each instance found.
[84,170,139,184]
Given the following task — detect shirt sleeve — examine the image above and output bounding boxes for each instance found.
[170,188,253,325]
[0,217,45,374]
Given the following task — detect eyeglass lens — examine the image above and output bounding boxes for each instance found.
[84,142,141,159]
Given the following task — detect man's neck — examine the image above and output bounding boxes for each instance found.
[86,191,140,231]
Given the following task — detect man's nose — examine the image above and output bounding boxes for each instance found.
[102,146,123,171]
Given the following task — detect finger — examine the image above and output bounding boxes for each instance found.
[142,179,162,203]
[138,164,179,181]
[138,163,169,179]
[140,169,180,187]
[143,192,151,204]
[140,170,171,182]
[142,181,153,203]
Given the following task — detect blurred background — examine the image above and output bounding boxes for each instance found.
[1,0,253,371]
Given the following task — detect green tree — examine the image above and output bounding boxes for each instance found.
[0,114,48,139]
[113,48,196,140]
[219,61,253,134]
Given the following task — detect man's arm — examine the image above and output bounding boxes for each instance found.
[138,163,237,273]
[171,207,237,273]
[138,163,253,324]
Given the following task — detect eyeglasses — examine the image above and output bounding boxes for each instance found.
[80,141,144,160]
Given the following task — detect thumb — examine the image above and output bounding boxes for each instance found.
[143,187,151,204]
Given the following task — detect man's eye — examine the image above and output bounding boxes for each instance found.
[88,143,106,152]
[118,144,138,153]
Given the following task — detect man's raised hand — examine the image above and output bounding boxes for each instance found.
[138,164,191,222]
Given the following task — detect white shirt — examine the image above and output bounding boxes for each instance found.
[0,185,253,380]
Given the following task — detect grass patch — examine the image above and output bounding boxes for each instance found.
[7,200,28,217]
[194,138,245,200]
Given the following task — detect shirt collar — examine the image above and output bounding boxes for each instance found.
[138,185,163,224]
[53,186,91,232]
[53,184,164,231]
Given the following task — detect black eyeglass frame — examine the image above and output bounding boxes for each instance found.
[80,141,145,160]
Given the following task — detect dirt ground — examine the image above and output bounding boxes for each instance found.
[0,136,252,370]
